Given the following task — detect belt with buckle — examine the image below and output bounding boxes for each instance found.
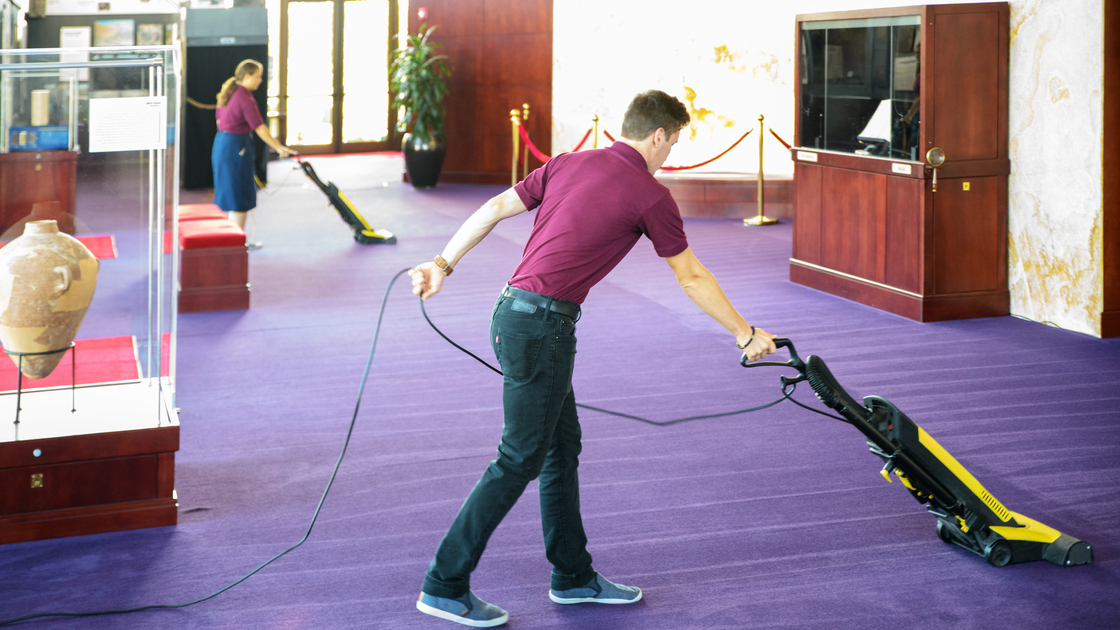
[503,286,580,319]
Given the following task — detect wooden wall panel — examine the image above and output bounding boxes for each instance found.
[931,10,1001,162]
[409,0,552,185]
[821,168,886,282]
[933,176,1000,294]
[792,164,822,265]
[885,176,922,293]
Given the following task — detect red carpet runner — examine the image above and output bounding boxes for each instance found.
[0,334,170,393]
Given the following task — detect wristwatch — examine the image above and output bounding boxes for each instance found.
[434,255,454,276]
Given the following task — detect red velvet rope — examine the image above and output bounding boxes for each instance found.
[660,129,753,171]
[769,128,792,150]
[518,125,596,164]
[571,127,593,152]
[598,126,788,169]
[518,124,551,163]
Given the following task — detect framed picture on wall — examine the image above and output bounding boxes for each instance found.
[92,19,134,47]
[137,24,163,46]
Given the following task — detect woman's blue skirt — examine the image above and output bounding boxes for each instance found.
[212,131,256,212]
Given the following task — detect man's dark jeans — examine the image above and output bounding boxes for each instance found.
[422,289,595,598]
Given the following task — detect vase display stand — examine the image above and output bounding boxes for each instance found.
[4,344,77,432]
[0,379,179,545]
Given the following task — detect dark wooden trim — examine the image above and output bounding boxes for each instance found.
[332,0,345,152]
[278,0,397,154]
[278,0,289,147]
[796,6,925,22]
[0,499,178,545]
[656,173,793,219]
[793,15,802,148]
[790,150,927,179]
[0,426,179,468]
[791,259,1009,322]
[1104,0,1119,337]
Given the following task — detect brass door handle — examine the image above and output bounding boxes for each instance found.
[926,147,945,192]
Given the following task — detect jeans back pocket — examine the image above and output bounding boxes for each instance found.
[495,329,546,383]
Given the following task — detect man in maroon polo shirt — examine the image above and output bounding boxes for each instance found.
[409,90,778,628]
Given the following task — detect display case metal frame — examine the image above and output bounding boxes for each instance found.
[0,45,182,544]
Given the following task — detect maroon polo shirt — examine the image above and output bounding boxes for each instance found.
[510,141,689,304]
[216,85,265,135]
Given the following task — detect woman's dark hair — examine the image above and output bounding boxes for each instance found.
[216,59,263,108]
[620,90,691,141]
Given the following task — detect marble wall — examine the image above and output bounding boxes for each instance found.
[553,0,1106,335]
[1006,0,1103,336]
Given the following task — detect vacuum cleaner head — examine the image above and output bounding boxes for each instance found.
[745,339,1093,568]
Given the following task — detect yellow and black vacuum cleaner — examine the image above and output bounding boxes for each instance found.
[745,339,1093,567]
[298,158,396,245]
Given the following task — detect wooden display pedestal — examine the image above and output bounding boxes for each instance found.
[0,384,179,545]
[179,245,250,313]
[0,151,78,237]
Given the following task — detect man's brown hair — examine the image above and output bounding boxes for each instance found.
[621,90,691,141]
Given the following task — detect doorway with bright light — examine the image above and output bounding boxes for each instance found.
[268,0,402,155]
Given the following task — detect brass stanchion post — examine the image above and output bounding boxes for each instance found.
[593,114,599,149]
[522,103,531,179]
[745,114,779,226]
[510,109,521,186]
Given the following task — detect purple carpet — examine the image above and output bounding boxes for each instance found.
[2,154,1119,629]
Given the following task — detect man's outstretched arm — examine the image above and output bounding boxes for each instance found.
[410,188,528,300]
[665,247,777,361]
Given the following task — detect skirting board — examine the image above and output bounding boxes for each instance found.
[790,258,1010,322]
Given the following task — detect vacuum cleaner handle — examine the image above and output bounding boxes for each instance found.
[740,337,808,385]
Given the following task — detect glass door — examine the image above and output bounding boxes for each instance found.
[277,0,396,154]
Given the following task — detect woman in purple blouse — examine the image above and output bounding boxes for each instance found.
[213,59,294,237]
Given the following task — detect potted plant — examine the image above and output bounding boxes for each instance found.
[391,24,451,188]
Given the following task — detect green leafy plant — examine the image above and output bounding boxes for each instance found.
[390,24,451,145]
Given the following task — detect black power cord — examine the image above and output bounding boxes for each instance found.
[419,297,797,426]
[1,269,410,627]
[1,270,836,625]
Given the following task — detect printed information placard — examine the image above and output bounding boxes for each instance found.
[89,97,166,153]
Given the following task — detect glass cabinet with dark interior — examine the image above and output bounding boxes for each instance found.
[791,3,1010,322]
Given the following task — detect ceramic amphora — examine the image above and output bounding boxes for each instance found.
[0,220,99,379]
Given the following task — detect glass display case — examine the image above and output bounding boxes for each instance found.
[0,0,20,52]
[790,3,1010,323]
[0,46,181,544]
[799,15,921,160]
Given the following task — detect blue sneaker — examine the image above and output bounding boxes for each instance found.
[416,590,509,627]
[549,573,642,605]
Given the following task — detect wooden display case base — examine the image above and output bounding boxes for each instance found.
[1,383,179,545]
[791,259,1010,322]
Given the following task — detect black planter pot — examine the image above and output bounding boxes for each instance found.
[402,132,446,188]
